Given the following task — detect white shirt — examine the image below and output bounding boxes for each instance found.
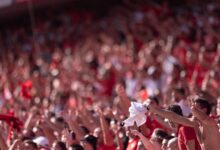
[177,100,192,117]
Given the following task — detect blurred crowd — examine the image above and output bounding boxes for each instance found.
[0,0,220,150]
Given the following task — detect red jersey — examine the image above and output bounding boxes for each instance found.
[145,116,166,138]
[98,144,116,150]
[178,126,201,150]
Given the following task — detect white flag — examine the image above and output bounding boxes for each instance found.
[123,102,148,127]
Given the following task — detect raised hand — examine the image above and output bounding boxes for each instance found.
[97,107,104,117]
[61,128,73,146]
[61,109,78,123]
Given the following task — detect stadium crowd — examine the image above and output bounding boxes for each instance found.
[0,0,220,149]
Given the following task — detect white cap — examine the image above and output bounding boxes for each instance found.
[33,136,49,148]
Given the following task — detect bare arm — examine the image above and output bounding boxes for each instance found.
[9,139,22,150]
[139,123,151,138]
[147,105,195,128]
[115,84,130,116]
[24,113,34,129]
[40,122,57,145]
[115,131,124,150]
[191,106,215,126]
[98,108,114,146]
[131,130,154,150]
[78,109,97,132]
[0,133,8,150]
[153,115,173,131]
[24,107,38,129]
[44,119,62,133]
[63,111,84,142]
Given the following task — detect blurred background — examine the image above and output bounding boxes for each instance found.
[0,0,220,149]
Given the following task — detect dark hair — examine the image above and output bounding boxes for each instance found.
[152,129,169,145]
[22,129,35,140]
[122,135,129,150]
[167,105,183,116]
[70,131,76,140]
[69,144,84,150]
[165,135,175,140]
[24,140,38,149]
[56,117,65,123]
[80,125,90,135]
[195,98,212,115]
[149,96,159,105]
[174,87,185,96]
[81,134,97,150]
[105,117,112,125]
[53,141,67,150]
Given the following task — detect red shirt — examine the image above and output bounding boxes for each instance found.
[20,80,33,100]
[98,144,116,150]
[178,126,201,150]
[98,69,116,97]
[193,65,209,87]
[185,63,196,82]
[145,116,166,138]
[173,47,187,65]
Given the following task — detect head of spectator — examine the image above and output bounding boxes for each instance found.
[21,129,35,140]
[80,134,97,150]
[167,105,183,128]
[32,126,44,137]
[52,141,67,150]
[148,96,160,107]
[23,140,38,150]
[68,144,84,150]
[150,128,169,146]
[194,98,212,115]
[172,87,186,103]
[161,135,175,150]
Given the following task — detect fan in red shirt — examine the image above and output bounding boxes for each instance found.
[141,96,170,138]
[147,104,202,150]
[178,125,201,150]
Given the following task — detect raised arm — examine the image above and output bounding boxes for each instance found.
[39,121,57,145]
[191,106,215,126]
[115,84,130,116]
[147,105,195,128]
[9,139,22,150]
[63,110,84,142]
[78,108,97,132]
[153,115,173,131]
[97,108,114,146]
[24,107,38,129]
[131,130,154,150]
[114,127,124,150]
[0,133,8,150]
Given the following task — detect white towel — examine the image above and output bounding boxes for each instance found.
[123,102,148,127]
